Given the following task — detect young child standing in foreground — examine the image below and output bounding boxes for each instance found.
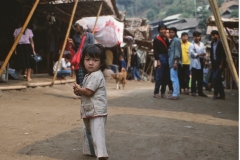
[73,44,108,160]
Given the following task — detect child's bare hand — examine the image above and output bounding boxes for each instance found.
[73,84,81,96]
[68,38,73,44]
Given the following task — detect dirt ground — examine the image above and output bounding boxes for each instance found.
[0,79,238,160]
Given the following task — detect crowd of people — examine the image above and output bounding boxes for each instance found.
[67,22,227,160]
[11,15,228,159]
[153,24,227,100]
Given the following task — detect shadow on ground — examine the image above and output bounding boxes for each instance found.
[43,93,75,99]
[107,87,239,121]
[17,114,238,160]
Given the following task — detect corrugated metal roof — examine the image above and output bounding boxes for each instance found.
[164,19,183,26]
[163,14,182,21]
[167,18,199,30]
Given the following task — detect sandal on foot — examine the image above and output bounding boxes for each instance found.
[168,90,172,94]
[153,94,161,99]
[216,96,225,100]
[161,94,166,98]
[184,91,189,95]
[167,96,178,100]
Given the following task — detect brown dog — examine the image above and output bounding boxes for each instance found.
[111,68,127,89]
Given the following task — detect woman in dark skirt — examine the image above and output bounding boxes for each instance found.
[14,23,36,81]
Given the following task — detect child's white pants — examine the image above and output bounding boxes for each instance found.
[83,116,109,159]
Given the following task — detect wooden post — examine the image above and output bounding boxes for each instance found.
[51,0,78,86]
[146,60,153,73]
[208,0,239,88]
[0,0,40,76]
[224,26,239,52]
[127,46,131,69]
[142,51,148,73]
[92,1,103,34]
[149,63,154,82]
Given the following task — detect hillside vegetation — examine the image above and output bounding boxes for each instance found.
[116,0,238,22]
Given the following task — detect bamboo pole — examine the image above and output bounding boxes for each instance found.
[92,1,103,34]
[208,0,239,88]
[29,79,75,87]
[51,0,79,86]
[0,86,27,91]
[0,0,40,76]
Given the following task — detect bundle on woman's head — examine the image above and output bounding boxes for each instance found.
[80,44,107,71]
[75,19,88,30]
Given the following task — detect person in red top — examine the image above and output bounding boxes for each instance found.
[68,19,95,86]
[153,24,170,98]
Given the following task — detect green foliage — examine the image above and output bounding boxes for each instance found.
[231,10,239,18]
[165,7,183,17]
[163,0,174,5]
[198,8,211,34]
[116,0,227,21]
[217,0,224,7]
[125,6,134,17]
[147,9,157,21]
[152,5,160,13]
[117,0,133,8]
[181,12,193,18]
[182,1,195,16]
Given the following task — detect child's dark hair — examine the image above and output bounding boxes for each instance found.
[65,53,71,60]
[211,30,219,36]
[181,32,188,37]
[157,23,167,31]
[193,31,201,37]
[119,54,124,59]
[132,48,137,52]
[80,44,107,71]
[169,27,177,34]
[169,27,178,38]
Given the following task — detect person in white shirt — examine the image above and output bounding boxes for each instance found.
[13,21,36,81]
[189,31,207,97]
[203,64,209,80]
[53,54,72,79]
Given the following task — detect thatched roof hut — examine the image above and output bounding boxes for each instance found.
[206,16,239,28]
[16,0,121,23]
[123,18,152,51]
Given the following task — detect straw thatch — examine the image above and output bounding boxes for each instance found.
[123,18,152,50]
[17,0,120,23]
[206,16,239,28]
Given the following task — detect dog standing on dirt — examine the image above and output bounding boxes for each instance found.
[111,68,127,89]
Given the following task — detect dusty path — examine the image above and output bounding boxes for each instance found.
[0,80,238,160]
